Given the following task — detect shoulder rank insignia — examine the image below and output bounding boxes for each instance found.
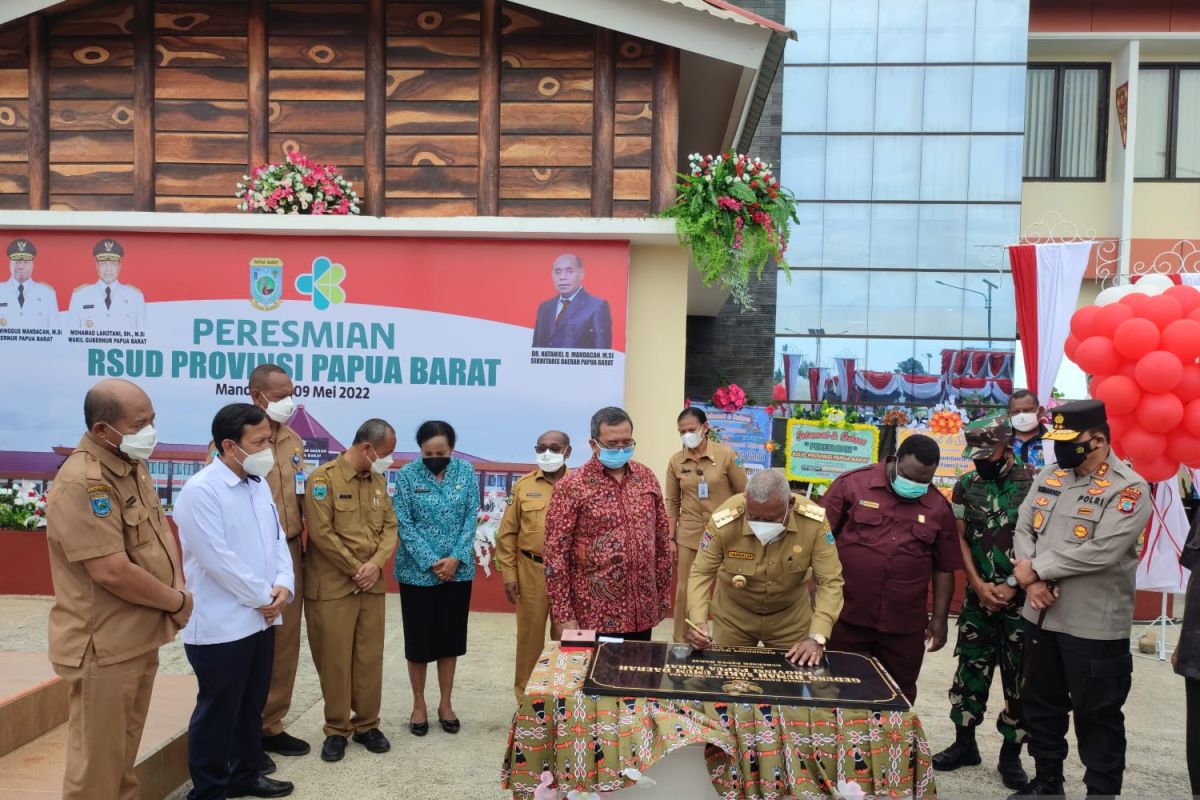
[1095,463,1110,478]
[1053,469,1068,477]
[312,483,328,501]
[712,506,743,529]
[799,504,825,522]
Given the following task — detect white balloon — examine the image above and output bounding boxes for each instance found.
[1095,284,1131,306]
[1134,274,1174,295]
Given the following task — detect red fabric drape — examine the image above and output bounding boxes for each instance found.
[1009,244,1040,397]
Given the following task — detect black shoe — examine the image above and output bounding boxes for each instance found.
[260,753,277,776]
[352,728,391,753]
[998,741,1029,791]
[1009,775,1065,797]
[262,731,311,757]
[932,739,981,772]
[439,715,461,734]
[409,712,429,737]
[227,776,295,798]
[320,735,347,762]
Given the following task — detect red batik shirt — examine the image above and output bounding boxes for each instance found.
[543,457,672,633]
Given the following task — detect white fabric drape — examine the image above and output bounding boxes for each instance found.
[1136,479,1191,593]
[1059,69,1100,178]
[1024,68,1055,178]
[1031,242,1092,407]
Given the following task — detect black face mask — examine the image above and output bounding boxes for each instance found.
[1054,438,1093,469]
[422,456,451,475]
[972,456,1008,481]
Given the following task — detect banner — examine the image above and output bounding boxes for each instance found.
[0,231,629,500]
[896,427,969,487]
[784,419,879,484]
[691,403,772,472]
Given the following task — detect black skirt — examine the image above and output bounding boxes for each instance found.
[398,580,472,663]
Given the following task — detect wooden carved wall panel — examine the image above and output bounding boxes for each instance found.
[0,22,29,208]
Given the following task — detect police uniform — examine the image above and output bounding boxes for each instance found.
[1013,400,1151,797]
[495,467,565,703]
[46,434,187,800]
[664,441,747,643]
[69,240,145,331]
[0,239,59,330]
[303,455,397,739]
[686,492,844,648]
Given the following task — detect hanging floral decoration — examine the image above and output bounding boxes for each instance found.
[236,150,361,215]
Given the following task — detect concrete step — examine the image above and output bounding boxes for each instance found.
[0,652,68,759]
[0,672,196,799]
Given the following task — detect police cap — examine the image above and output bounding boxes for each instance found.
[6,239,35,261]
[93,239,123,261]
[1044,399,1107,441]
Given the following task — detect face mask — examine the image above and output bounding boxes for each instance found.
[1010,412,1040,433]
[368,446,391,475]
[891,472,929,500]
[537,450,566,473]
[680,431,704,450]
[597,446,634,469]
[261,395,295,423]
[107,422,156,461]
[748,520,786,545]
[237,444,275,477]
[972,456,1008,481]
[423,456,451,475]
[1054,439,1094,470]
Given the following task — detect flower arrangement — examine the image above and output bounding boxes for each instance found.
[662,152,798,311]
[928,401,968,435]
[712,383,748,412]
[0,484,47,530]
[793,400,861,428]
[882,407,911,427]
[236,150,361,215]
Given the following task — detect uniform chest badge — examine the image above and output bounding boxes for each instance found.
[731,575,747,589]
[1093,479,1112,488]
[1054,469,1068,477]
[1073,524,1089,539]
[1035,496,1050,507]
[1087,487,1105,496]
[90,495,111,517]
[700,530,714,551]
[312,483,328,501]
[1044,478,1063,488]
[1117,486,1142,514]
[1032,510,1045,530]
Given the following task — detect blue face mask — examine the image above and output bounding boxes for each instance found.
[597,446,634,469]
[891,473,929,500]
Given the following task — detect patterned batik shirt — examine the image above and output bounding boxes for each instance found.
[543,456,672,633]
[951,461,1035,583]
[392,457,480,586]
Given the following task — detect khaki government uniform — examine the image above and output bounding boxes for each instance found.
[46,435,185,800]
[664,441,747,642]
[303,455,397,737]
[207,421,306,735]
[687,493,844,647]
[495,468,565,702]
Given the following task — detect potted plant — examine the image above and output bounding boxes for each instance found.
[0,485,47,531]
[662,152,798,311]
[236,150,361,215]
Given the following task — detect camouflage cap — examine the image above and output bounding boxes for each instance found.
[962,412,1013,459]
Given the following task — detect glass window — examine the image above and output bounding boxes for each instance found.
[820,271,869,334]
[923,67,973,132]
[822,204,872,267]
[782,135,826,201]
[920,135,969,200]
[784,0,830,65]
[1136,68,1170,178]
[828,0,878,64]
[925,0,974,63]
[915,275,966,336]
[969,135,1023,201]
[1022,64,1108,180]
[912,341,957,376]
[824,136,873,200]
[873,136,921,200]
[877,0,926,64]
[819,336,869,368]
[1137,66,1200,180]
[917,204,967,268]
[972,66,1025,132]
[875,66,924,132]
[866,338,918,374]
[783,67,829,133]
[870,204,920,267]
[964,204,1021,269]
[1177,69,1200,178]
[775,269,824,335]
[827,67,876,130]
[956,274,1006,341]
[972,0,1029,63]
[867,271,916,336]
[788,203,824,268]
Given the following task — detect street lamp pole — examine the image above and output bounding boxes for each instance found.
[935,279,998,347]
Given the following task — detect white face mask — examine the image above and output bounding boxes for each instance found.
[680,431,705,450]
[537,450,566,473]
[368,445,392,475]
[236,444,275,477]
[748,520,786,546]
[262,395,295,423]
[1010,412,1040,433]
[107,422,156,461]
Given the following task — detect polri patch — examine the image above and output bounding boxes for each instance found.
[90,495,111,517]
[312,483,328,501]
[1117,486,1142,514]
[727,550,754,560]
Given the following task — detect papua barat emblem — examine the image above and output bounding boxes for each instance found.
[249,257,284,311]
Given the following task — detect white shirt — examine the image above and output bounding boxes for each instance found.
[68,280,146,332]
[0,278,59,330]
[174,458,294,645]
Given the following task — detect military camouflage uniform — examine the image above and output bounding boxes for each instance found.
[948,419,1035,744]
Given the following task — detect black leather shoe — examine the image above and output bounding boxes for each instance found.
[262,731,311,757]
[998,742,1029,791]
[260,753,276,776]
[352,728,391,753]
[320,735,347,762]
[439,716,461,734]
[932,740,981,771]
[1009,775,1065,797]
[409,714,429,737]
[227,776,295,798]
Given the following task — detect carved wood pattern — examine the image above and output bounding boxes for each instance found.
[270,36,364,69]
[387,69,477,101]
[386,134,478,166]
[269,99,363,133]
[0,100,29,130]
[49,162,134,193]
[387,4,479,36]
[156,98,247,131]
[0,163,30,193]
[499,166,589,199]
[385,165,476,197]
[155,35,247,67]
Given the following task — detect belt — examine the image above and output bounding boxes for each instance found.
[521,549,544,564]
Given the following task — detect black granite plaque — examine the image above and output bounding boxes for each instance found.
[583,642,910,710]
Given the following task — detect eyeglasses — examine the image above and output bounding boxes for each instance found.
[595,439,636,450]
[534,444,568,454]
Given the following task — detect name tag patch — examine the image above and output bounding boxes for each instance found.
[727,550,754,560]
[1037,486,1061,497]
[858,499,880,509]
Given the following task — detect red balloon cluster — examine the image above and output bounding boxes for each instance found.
[1065,284,1200,483]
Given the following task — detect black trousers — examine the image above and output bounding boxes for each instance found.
[1022,621,1132,796]
[185,629,275,800]
[1188,677,1200,797]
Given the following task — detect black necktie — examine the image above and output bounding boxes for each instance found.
[17,284,23,308]
[105,286,111,310]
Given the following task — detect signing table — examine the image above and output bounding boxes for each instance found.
[502,643,936,798]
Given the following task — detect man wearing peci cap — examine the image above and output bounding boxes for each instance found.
[1009,399,1151,798]
[0,238,59,329]
[68,239,146,332]
[933,413,1036,790]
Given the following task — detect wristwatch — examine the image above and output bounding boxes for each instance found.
[1005,574,1020,589]
[809,633,827,646]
